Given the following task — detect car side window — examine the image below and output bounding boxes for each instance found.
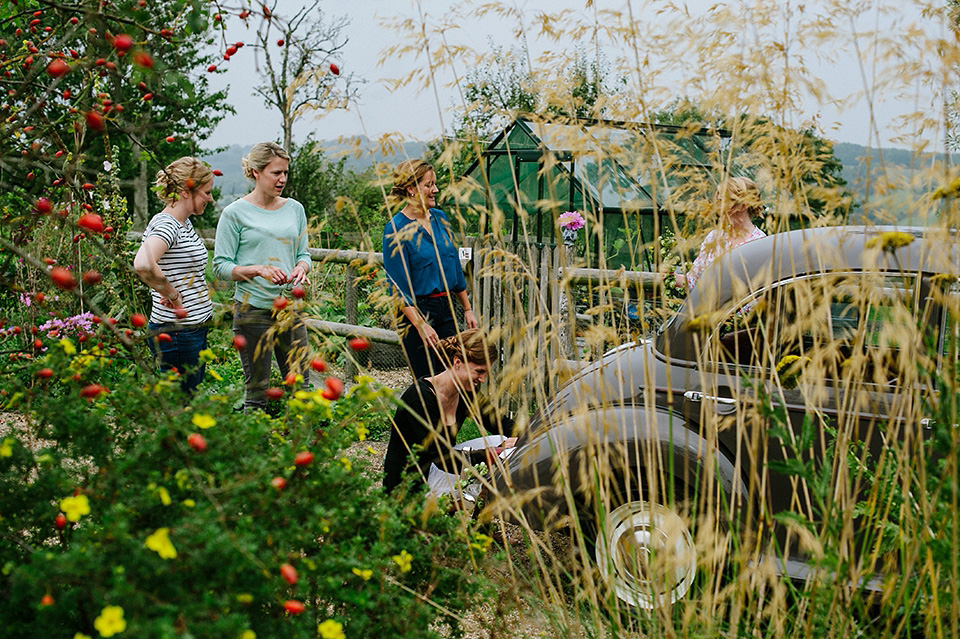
[936,279,959,366]
[776,274,923,385]
[711,273,929,382]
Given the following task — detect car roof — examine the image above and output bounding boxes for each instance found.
[659,225,960,357]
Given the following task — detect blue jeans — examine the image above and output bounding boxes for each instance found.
[398,296,458,380]
[147,323,209,394]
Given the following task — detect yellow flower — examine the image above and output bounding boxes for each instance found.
[366,446,376,455]
[0,437,14,457]
[355,425,368,441]
[240,631,256,639]
[157,487,171,506]
[865,231,914,252]
[181,499,196,508]
[339,457,352,472]
[392,550,412,573]
[236,593,254,604]
[60,338,76,356]
[60,495,90,522]
[933,176,960,199]
[208,368,223,382]
[174,469,192,490]
[352,567,372,580]
[192,414,216,429]
[93,605,126,637]
[931,274,958,289]
[198,348,216,363]
[775,354,802,374]
[686,312,722,332]
[318,619,346,639]
[74,634,93,639]
[775,355,809,390]
[470,533,494,553]
[145,527,178,559]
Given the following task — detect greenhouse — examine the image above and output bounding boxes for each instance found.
[456,116,732,270]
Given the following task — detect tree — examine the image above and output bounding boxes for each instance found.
[287,138,387,246]
[655,98,852,227]
[248,1,356,152]
[436,44,619,213]
[0,0,232,225]
[455,43,616,142]
[0,0,234,326]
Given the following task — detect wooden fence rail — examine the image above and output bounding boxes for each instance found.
[127,232,663,387]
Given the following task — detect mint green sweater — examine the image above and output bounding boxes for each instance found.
[213,198,312,310]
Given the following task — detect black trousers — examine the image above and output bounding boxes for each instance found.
[398,296,458,380]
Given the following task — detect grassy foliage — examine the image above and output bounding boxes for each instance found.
[3,0,960,638]
[0,340,494,638]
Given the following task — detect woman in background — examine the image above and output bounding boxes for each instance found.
[383,329,514,495]
[676,176,766,291]
[213,141,312,413]
[382,159,477,380]
[134,157,215,394]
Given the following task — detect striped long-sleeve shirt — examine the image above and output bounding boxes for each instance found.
[142,213,213,325]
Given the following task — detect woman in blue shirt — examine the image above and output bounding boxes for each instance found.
[382,160,477,379]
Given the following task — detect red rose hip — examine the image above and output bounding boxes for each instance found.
[187,433,207,452]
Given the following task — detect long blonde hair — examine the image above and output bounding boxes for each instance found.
[717,176,763,218]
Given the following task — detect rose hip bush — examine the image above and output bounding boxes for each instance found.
[0,346,494,638]
[0,2,499,637]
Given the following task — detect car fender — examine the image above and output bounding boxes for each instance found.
[491,404,747,531]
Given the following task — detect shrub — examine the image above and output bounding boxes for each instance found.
[0,348,494,638]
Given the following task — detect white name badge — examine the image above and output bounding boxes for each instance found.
[458,247,472,261]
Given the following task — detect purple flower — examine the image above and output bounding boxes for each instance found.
[558,210,585,230]
[39,311,96,338]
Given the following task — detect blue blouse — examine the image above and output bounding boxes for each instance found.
[382,208,467,307]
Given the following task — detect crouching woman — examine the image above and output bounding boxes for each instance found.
[383,329,515,495]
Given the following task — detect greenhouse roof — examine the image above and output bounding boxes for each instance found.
[469,116,729,212]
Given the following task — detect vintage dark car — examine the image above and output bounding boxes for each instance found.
[489,225,959,610]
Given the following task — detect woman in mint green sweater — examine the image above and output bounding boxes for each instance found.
[213,141,312,413]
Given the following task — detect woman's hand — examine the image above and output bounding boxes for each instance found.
[289,263,311,286]
[258,265,289,285]
[159,290,184,309]
[418,322,440,348]
[464,308,478,329]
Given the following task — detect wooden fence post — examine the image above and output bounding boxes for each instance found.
[344,263,358,382]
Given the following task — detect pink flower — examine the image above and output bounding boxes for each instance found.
[558,210,585,230]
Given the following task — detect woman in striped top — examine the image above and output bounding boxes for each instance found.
[134,157,215,393]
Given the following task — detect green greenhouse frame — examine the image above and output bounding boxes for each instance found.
[458,116,732,270]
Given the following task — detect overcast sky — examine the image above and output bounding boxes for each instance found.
[205,0,951,152]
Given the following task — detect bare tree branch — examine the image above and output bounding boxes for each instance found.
[250,0,357,152]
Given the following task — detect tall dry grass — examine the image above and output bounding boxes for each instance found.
[333,1,960,635]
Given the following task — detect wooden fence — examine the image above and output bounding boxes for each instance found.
[129,233,663,398]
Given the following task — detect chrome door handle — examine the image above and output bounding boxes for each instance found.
[684,390,737,405]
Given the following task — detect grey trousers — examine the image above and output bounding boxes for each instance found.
[233,305,310,412]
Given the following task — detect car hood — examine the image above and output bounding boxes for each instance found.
[524,339,675,440]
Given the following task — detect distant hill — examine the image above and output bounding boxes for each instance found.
[202,138,428,204]
[204,138,954,224]
[833,141,957,225]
